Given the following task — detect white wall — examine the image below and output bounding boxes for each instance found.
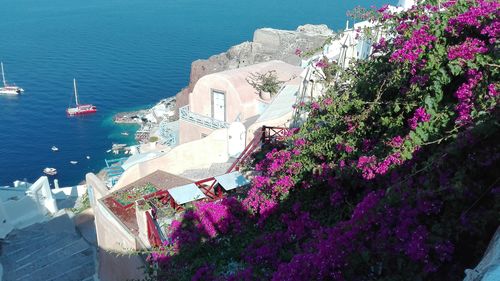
[27,176,58,214]
[115,128,230,188]
[0,176,58,238]
[51,185,87,200]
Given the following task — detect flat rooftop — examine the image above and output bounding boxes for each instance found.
[101,170,193,235]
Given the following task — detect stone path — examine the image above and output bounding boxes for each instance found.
[0,211,95,281]
[180,160,235,181]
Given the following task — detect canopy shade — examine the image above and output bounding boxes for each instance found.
[214,171,250,191]
[168,183,207,205]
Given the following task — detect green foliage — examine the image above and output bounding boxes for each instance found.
[246,70,283,97]
[71,190,90,214]
[145,1,499,280]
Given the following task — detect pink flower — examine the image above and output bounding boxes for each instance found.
[488,83,498,97]
[315,60,328,69]
[448,37,488,63]
[389,136,404,148]
[408,107,431,130]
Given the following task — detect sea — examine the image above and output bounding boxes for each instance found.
[0,0,393,187]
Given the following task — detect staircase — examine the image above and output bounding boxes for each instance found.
[0,212,95,281]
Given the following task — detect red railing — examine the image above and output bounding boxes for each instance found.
[195,177,224,200]
[262,126,290,143]
[146,211,162,247]
[139,125,293,247]
[226,126,291,173]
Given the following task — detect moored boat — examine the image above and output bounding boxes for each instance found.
[43,167,57,176]
[66,79,97,115]
[0,62,24,95]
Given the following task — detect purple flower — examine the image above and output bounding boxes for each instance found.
[408,107,431,130]
[448,37,488,62]
[311,102,320,110]
[315,59,328,69]
[356,155,377,180]
[390,25,436,67]
[389,136,404,147]
[323,97,333,106]
[488,83,498,97]
[454,69,483,125]
[294,138,306,147]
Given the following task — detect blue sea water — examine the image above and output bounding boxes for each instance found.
[0,0,393,187]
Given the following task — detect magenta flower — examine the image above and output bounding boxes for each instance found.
[448,37,488,63]
[315,60,328,69]
[408,107,431,130]
[389,136,404,148]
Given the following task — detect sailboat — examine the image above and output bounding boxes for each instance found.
[0,62,24,95]
[66,78,97,115]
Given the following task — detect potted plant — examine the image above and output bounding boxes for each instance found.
[246,70,284,101]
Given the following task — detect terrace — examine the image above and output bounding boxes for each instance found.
[99,126,291,248]
[101,170,193,236]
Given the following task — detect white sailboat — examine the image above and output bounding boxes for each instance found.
[66,78,97,116]
[0,62,24,95]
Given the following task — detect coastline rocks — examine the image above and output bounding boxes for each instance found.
[175,24,334,112]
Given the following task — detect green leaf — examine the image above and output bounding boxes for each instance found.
[449,63,462,76]
[424,95,435,110]
[415,127,429,142]
[394,103,401,113]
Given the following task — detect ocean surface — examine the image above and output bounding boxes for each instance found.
[0,0,393,187]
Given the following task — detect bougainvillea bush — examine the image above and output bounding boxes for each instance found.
[146,1,499,280]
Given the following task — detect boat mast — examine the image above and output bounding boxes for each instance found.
[1,62,6,87]
[73,78,79,106]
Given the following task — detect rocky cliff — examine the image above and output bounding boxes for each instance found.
[175,24,334,111]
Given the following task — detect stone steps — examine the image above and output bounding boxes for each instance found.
[50,259,95,281]
[17,247,93,281]
[5,233,76,264]
[0,211,95,281]
[13,238,90,278]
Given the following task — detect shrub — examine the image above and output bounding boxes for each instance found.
[147,1,499,280]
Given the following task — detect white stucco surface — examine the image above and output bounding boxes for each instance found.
[114,128,230,189]
[0,176,57,238]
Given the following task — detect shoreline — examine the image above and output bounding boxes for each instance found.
[112,97,176,145]
[83,24,334,188]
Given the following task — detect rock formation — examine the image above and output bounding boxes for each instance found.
[175,24,334,112]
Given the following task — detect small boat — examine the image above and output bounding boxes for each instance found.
[66,79,97,116]
[121,132,129,136]
[112,143,127,150]
[51,146,59,152]
[43,167,57,176]
[86,156,91,159]
[0,62,24,95]
[70,161,78,165]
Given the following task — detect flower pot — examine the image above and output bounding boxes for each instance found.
[259,91,272,101]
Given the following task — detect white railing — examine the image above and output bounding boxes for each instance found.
[0,176,57,236]
[179,105,229,130]
[26,176,58,214]
[159,120,179,147]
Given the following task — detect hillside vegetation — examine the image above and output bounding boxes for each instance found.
[146,1,499,280]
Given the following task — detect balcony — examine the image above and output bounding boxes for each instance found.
[179,105,230,130]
